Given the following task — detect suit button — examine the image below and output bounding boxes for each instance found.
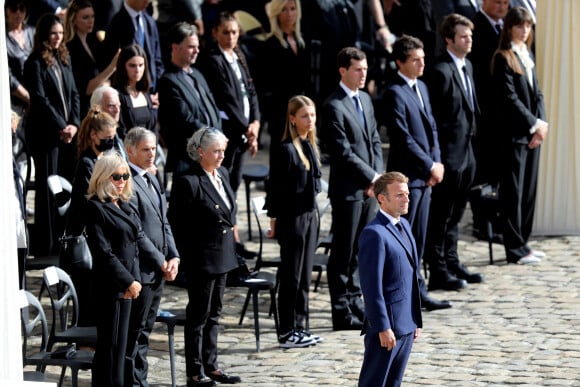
[215,204,219,209]
[222,230,227,234]
[218,220,223,223]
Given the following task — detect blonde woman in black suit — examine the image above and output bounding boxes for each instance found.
[168,128,241,386]
[491,6,547,265]
[85,152,165,386]
[265,95,323,348]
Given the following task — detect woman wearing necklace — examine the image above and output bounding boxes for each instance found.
[64,0,119,118]
[261,0,311,171]
[491,6,548,265]
[112,44,158,139]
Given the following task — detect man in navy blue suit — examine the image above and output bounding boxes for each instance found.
[384,35,458,310]
[358,172,422,387]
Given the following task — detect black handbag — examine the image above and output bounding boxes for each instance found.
[60,233,93,271]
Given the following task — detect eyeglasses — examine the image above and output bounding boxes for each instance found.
[111,173,130,181]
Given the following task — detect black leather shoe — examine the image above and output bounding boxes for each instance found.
[450,264,484,283]
[208,370,242,384]
[421,296,452,311]
[187,376,217,387]
[332,314,364,331]
[428,272,468,291]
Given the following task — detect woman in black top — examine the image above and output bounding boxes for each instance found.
[265,95,323,348]
[112,44,158,139]
[64,0,118,118]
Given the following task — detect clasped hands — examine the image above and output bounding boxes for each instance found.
[528,122,548,149]
[426,162,444,187]
[161,258,180,281]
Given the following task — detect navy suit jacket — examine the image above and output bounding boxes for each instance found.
[358,212,422,337]
[427,52,479,170]
[130,168,179,284]
[167,164,238,275]
[158,63,222,173]
[385,75,441,187]
[322,86,384,201]
[103,6,164,90]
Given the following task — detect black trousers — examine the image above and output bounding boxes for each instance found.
[276,209,318,334]
[328,196,378,322]
[424,159,476,275]
[500,143,540,260]
[185,271,226,378]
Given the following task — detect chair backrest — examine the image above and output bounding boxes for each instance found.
[234,10,268,40]
[47,175,73,217]
[42,266,80,335]
[250,196,269,271]
[20,289,50,359]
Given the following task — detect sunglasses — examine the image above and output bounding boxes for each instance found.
[111,173,130,181]
[8,4,27,12]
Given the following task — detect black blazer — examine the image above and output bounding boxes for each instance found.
[491,50,545,144]
[102,6,164,90]
[427,52,479,170]
[85,197,165,297]
[200,46,260,146]
[167,163,238,275]
[384,75,441,187]
[265,139,321,219]
[117,90,157,139]
[68,33,104,117]
[322,86,384,201]
[66,148,98,236]
[158,63,221,173]
[130,167,179,284]
[23,51,80,151]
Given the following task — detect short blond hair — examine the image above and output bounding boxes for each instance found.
[87,151,133,202]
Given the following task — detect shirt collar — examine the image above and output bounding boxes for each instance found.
[124,2,140,19]
[447,49,466,70]
[128,161,146,176]
[219,46,238,64]
[480,9,503,29]
[380,208,399,226]
[339,81,358,98]
[397,71,416,88]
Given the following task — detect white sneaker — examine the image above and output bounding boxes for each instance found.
[297,329,324,343]
[531,250,546,258]
[279,330,316,348]
[518,254,541,264]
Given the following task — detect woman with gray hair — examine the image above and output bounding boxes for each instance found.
[85,151,165,386]
[168,127,242,386]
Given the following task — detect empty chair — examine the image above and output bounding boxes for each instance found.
[20,289,94,387]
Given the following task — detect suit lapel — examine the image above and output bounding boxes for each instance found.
[377,212,417,268]
[199,173,232,219]
[104,200,138,235]
[339,89,370,143]
[132,168,163,221]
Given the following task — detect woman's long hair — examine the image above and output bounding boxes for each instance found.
[282,95,320,171]
[267,0,305,49]
[33,13,69,66]
[77,105,117,157]
[64,0,93,43]
[111,44,151,92]
[492,6,534,76]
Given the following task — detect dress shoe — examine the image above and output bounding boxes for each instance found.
[187,376,217,387]
[428,272,468,291]
[332,314,363,331]
[450,264,484,284]
[421,296,452,311]
[208,370,242,384]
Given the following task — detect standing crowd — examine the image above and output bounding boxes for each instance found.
[10,0,546,386]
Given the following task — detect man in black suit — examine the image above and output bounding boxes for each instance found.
[157,22,222,177]
[467,0,509,238]
[103,0,164,94]
[322,47,383,330]
[384,35,454,310]
[125,127,180,387]
[424,14,484,290]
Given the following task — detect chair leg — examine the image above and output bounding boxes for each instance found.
[251,289,260,352]
[486,220,494,265]
[167,322,177,387]
[313,270,322,292]
[59,366,67,387]
[270,287,279,336]
[245,180,252,240]
[239,289,252,325]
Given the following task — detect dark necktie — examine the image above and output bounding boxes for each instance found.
[189,71,219,127]
[412,83,424,109]
[143,173,160,209]
[494,23,502,35]
[396,222,412,250]
[462,65,474,111]
[135,14,145,47]
[352,95,365,126]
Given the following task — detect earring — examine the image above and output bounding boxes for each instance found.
[291,122,296,128]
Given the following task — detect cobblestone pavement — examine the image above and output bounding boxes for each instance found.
[26,154,580,386]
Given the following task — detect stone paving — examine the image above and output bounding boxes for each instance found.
[25,153,580,386]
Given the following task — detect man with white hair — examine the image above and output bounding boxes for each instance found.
[90,86,128,160]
